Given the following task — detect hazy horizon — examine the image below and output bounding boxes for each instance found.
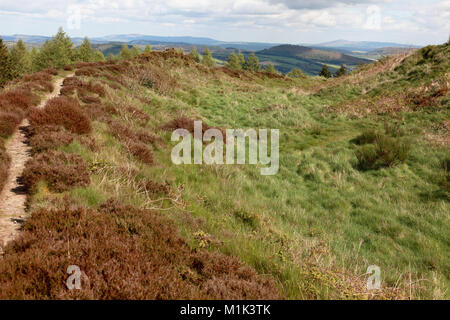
[1,0,449,46]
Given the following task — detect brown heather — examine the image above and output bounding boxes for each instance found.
[0,200,279,299]
[126,141,154,165]
[28,96,92,135]
[22,150,90,192]
[28,125,75,154]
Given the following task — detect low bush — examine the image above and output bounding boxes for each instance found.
[0,201,279,299]
[22,151,90,192]
[29,97,92,135]
[0,112,23,138]
[0,88,39,111]
[127,141,154,165]
[28,125,75,153]
[355,133,410,170]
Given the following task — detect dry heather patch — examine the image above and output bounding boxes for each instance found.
[28,96,92,135]
[0,112,23,138]
[161,116,226,141]
[22,71,52,82]
[125,63,177,95]
[109,121,161,147]
[126,141,154,165]
[22,151,90,192]
[28,125,75,153]
[0,88,40,111]
[0,200,279,299]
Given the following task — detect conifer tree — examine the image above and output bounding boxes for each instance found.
[264,63,277,74]
[10,39,32,77]
[30,47,40,72]
[94,50,105,61]
[335,65,346,77]
[144,45,152,53]
[106,53,116,61]
[0,38,13,86]
[319,64,332,78]
[202,46,215,67]
[244,52,260,72]
[237,50,245,67]
[35,27,75,69]
[226,52,241,70]
[131,45,141,58]
[288,68,304,78]
[120,45,132,60]
[189,47,201,63]
[76,37,95,62]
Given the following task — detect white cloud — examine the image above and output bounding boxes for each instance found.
[0,0,448,44]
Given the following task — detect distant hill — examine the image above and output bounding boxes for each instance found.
[254,44,372,75]
[313,40,420,52]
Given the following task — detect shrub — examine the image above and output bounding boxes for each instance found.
[0,202,279,299]
[0,88,39,110]
[79,93,101,104]
[127,141,154,165]
[355,134,410,170]
[0,112,23,138]
[22,72,52,82]
[353,129,380,145]
[29,96,92,134]
[60,85,77,96]
[22,151,90,192]
[28,125,74,153]
[140,178,170,196]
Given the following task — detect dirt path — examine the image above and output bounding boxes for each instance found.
[0,76,68,253]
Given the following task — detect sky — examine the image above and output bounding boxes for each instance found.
[0,0,449,45]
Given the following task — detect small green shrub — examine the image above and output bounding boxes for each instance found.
[355,133,410,170]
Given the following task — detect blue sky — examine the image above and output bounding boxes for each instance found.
[0,0,448,45]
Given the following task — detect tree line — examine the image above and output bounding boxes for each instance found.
[0,26,348,87]
[0,27,110,86]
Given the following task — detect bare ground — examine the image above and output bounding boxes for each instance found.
[0,76,68,253]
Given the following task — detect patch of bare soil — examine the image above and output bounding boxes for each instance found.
[0,76,68,253]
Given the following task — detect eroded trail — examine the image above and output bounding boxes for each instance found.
[0,76,68,252]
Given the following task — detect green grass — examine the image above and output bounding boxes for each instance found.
[26,45,450,299]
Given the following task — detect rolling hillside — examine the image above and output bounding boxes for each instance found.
[256,44,372,74]
[0,42,448,299]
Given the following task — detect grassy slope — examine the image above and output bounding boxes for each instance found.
[3,44,449,299]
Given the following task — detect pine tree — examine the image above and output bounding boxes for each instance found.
[10,39,32,77]
[30,47,40,72]
[0,38,13,87]
[264,63,277,74]
[319,64,332,78]
[144,45,152,53]
[244,52,260,72]
[35,27,75,69]
[288,68,304,78]
[94,50,105,61]
[76,37,95,62]
[226,52,241,70]
[202,46,215,67]
[106,53,116,61]
[189,47,201,63]
[237,50,245,67]
[335,65,346,77]
[120,45,132,60]
[131,45,141,58]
